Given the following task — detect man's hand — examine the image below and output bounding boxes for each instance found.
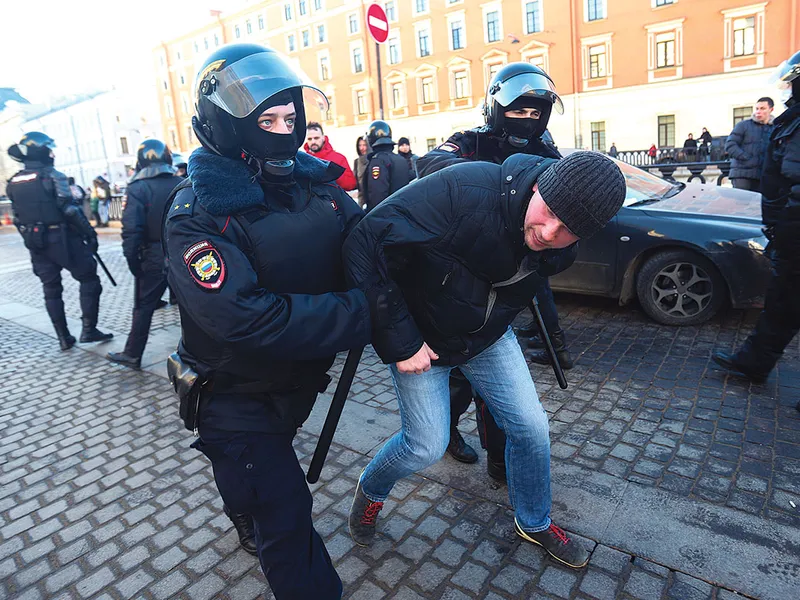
[396,343,439,374]
[86,236,98,254]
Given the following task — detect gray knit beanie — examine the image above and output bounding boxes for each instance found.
[537,151,626,239]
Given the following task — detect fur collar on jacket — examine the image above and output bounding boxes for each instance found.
[186,147,342,216]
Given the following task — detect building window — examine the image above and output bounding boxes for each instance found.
[179,73,186,85]
[120,137,129,155]
[450,20,465,50]
[654,0,674,6]
[319,55,330,80]
[353,46,364,73]
[317,24,326,43]
[385,0,396,21]
[162,79,169,91]
[658,115,675,147]
[299,0,307,16]
[525,1,542,34]
[181,94,190,114]
[391,83,404,109]
[170,129,178,149]
[258,15,265,30]
[589,45,607,78]
[356,90,368,115]
[388,37,401,64]
[528,54,546,70]
[176,50,182,60]
[284,3,292,21]
[418,28,431,57]
[324,97,334,121]
[733,106,751,125]
[194,41,199,53]
[453,70,469,99]
[235,25,241,38]
[426,138,437,151]
[186,126,194,146]
[415,0,428,14]
[288,34,296,52]
[302,29,311,48]
[590,121,606,152]
[314,0,323,10]
[733,17,755,56]
[348,13,359,34]
[656,32,675,67]
[486,11,501,43]
[246,20,252,34]
[214,34,219,46]
[586,0,606,21]
[204,37,209,49]
[159,55,165,67]
[421,76,435,104]
[487,62,502,84]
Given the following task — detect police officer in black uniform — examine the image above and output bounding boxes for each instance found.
[363,120,410,212]
[417,62,572,481]
[163,44,379,599]
[713,50,800,407]
[107,139,182,369]
[6,132,112,350]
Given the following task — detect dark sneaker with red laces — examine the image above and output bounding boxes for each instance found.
[515,518,590,568]
[349,477,384,546]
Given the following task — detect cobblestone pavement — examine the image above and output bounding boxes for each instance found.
[1,229,799,599]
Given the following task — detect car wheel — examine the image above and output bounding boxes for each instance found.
[636,249,726,326]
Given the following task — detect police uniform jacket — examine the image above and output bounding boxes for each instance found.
[364,147,410,212]
[164,148,372,431]
[122,168,183,274]
[344,154,577,366]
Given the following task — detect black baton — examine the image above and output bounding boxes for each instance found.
[94,252,117,287]
[307,347,364,483]
[530,297,567,389]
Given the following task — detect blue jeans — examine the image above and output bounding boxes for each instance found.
[360,327,552,532]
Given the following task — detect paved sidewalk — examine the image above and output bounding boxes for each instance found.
[1,230,799,599]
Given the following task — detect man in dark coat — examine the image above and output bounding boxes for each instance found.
[725,97,775,191]
[363,120,410,212]
[107,139,182,369]
[6,132,112,350]
[345,151,626,569]
[714,54,800,406]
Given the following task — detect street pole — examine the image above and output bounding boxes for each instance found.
[375,41,384,120]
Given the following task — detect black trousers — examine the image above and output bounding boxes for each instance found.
[124,252,168,358]
[30,230,102,332]
[449,279,560,463]
[193,393,341,600]
[737,250,800,373]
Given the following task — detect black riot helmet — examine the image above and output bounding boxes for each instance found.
[192,43,328,178]
[482,62,563,146]
[135,139,172,170]
[7,131,57,165]
[770,50,800,106]
[366,120,394,148]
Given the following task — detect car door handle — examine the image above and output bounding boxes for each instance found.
[620,236,630,242]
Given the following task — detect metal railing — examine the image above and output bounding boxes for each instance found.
[615,146,731,186]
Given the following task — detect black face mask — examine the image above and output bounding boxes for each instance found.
[239,90,304,179]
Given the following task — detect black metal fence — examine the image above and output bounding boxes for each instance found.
[615,140,731,186]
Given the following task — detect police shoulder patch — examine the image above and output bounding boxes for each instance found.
[183,240,226,291]
[371,165,381,180]
[438,142,460,153]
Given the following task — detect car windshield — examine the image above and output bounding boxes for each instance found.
[612,159,677,206]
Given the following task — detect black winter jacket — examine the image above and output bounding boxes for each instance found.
[365,147,411,211]
[344,154,577,366]
[725,117,775,179]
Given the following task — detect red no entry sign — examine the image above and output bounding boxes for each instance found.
[366,3,389,44]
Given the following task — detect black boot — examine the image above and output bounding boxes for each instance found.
[487,455,507,484]
[58,332,76,351]
[79,290,113,343]
[447,428,478,463]
[527,334,544,349]
[45,299,76,351]
[80,321,114,343]
[712,352,769,384]
[223,505,257,556]
[516,322,539,338]
[106,352,141,370]
[529,330,574,370]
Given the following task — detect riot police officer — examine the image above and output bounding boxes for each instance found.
[417,62,572,482]
[107,139,182,369]
[6,132,112,350]
[363,120,410,212]
[713,50,800,404]
[163,44,377,599]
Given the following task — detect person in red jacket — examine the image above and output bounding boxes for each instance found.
[303,122,357,191]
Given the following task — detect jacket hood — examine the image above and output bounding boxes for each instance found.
[303,135,334,156]
[499,154,558,253]
[128,163,175,184]
[751,114,775,125]
[187,147,344,216]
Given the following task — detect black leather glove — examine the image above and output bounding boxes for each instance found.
[359,277,402,332]
[86,236,98,254]
[447,131,478,157]
[126,257,142,277]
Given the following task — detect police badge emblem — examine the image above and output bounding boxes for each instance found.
[183,240,226,290]
[371,166,381,179]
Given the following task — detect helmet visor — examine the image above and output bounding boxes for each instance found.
[200,52,329,118]
[490,72,564,115]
